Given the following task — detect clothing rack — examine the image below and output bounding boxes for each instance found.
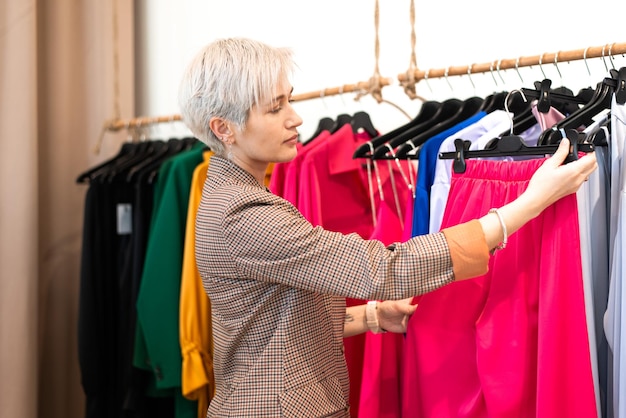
[398,42,626,83]
[102,77,394,133]
[102,42,625,133]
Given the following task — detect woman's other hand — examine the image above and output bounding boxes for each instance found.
[377,298,417,333]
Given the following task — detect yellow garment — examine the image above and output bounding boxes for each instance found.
[265,162,274,186]
[180,150,215,418]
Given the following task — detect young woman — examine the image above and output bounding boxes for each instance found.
[178,37,597,417]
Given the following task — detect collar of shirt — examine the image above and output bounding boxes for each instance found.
[325,123,374,175]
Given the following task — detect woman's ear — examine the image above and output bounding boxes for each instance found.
[209,117,233,142]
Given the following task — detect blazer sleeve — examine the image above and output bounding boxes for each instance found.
[207,188,488,301]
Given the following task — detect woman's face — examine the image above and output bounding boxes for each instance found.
[230,77,303,173]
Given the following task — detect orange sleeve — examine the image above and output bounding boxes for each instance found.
[441,219,490,281]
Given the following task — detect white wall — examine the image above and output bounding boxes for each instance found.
[134,0,626,140]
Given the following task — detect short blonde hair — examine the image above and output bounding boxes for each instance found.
[178,38,295,156]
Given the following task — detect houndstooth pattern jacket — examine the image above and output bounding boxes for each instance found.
[195,156,489,417]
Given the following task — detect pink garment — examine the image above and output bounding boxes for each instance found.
[401,190,415,242]
[268,131,331,205]
[530,100,566,132]
[267,145,296,198]
[285,131,330,207]
[359,159,413,418]
[402,158,597,418]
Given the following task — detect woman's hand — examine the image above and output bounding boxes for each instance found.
[523,138,598,216]
[479,138,598,253]
[377,298,417,333]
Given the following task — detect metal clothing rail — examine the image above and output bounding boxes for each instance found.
[103,41,626,133]
[397,42,626,83]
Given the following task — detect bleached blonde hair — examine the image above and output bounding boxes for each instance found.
[178,37,295,156]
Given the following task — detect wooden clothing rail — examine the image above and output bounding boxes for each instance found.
[398,42,626,83]
[103,77,394,133]
[103,41,625,132]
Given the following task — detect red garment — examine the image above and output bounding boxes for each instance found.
[402,158,597,418]
[359,159,413,418]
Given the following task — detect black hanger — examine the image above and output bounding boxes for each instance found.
[181,136,200,150]
[499,90,535,138]
[127,137,202,185]
[509,89,533,118]
[509,110,537,137]
[76,142,157,184]
[351,111,378,137]
[75,142,138,184]
[479,93,495,113]
[440,129,595,173]
[125,138,185,183]
[588,120,610,146]
[497,80,593,142]
[480,91,508,113]
[330,113,353,133]
[392,96,484,159]
[483,91,535,148]
[537,69,620,145]
[529,79,553,113]
[305,116,334,143]
[98,140,160,184]
[614,66,626,104]
[521,79,588,115]
[550,86,580,115]
[352,100,442,158]
[368,99,464,159]
[485,87,546,151]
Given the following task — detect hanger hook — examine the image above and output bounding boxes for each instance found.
[423,69,433,93]
[538,53,547,79]
[134,118,146,142]
[504,89,528,135]
[489,60,499,87]
[553,51,563,81]
[496,59,506,85]
[167,114,176,133]
[601,44,609,72]
[444,67,453,92]
[515,57,524,84]
[125,120,133,142]
[583,46,592,76]
[338,85,348,108]
[319,88,329,109]
[154,116,163,136]
[608,42,617,70]
[141,119,149,141]
[467,63,476,91]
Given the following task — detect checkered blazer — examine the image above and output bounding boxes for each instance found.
[195,156,472,417]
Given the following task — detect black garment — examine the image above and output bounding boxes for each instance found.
[78,180,125,418]
[78,139,200,418]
